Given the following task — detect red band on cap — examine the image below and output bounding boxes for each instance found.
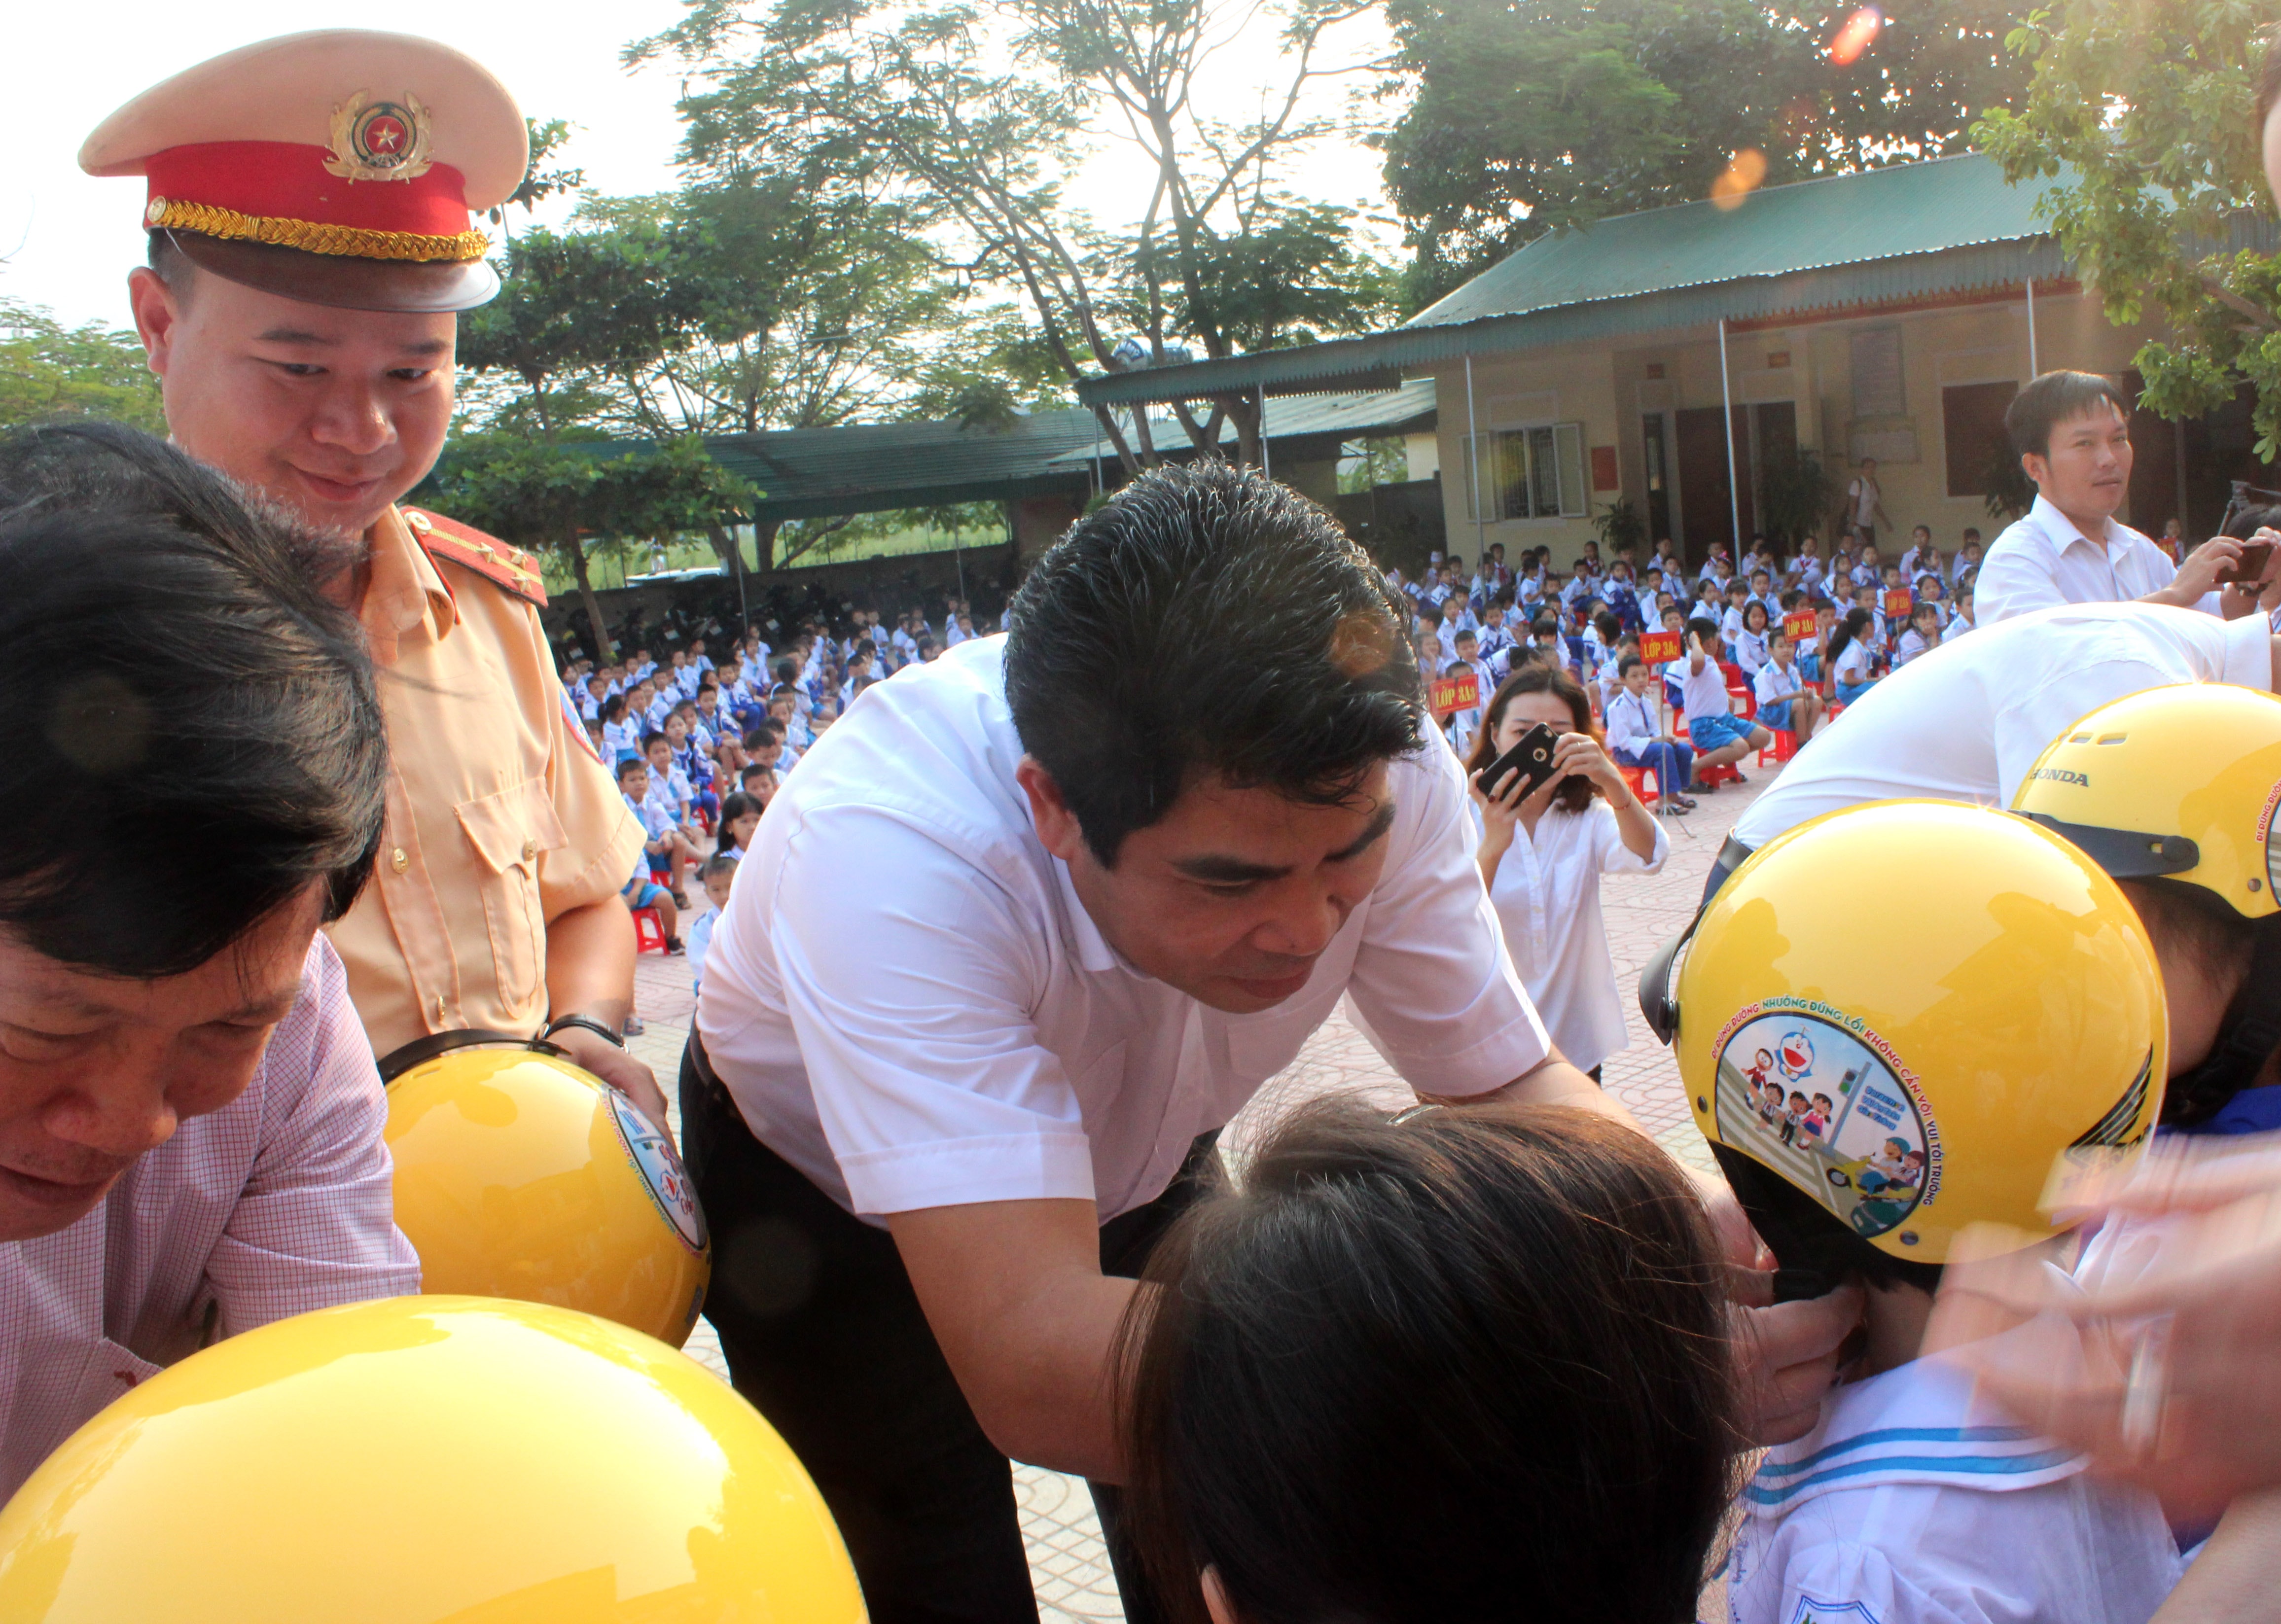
[144,142,472,237]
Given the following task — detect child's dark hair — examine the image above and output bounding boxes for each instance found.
[1618,652,1644,677]
[642,730,668,750]
[1118,1097,1741,1624]
[698,852,740,883]
[1593,609,1621,641]
[615,756,647,781]
[1828,605,1875,664]
[1685,614,1721,646]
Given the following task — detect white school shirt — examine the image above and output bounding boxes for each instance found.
[1733,602,2275,849]
[695,636,1552,1222]
[1732,627,1770,674]
[1680,651,1730,720]
[1831,638,1875,685]
[1895,627,1937,666]
[1977,496,2185,624]
[1470,800,1666,1074]
[1727,1358,2180,1624]
[1603,687,1661,753]
[1752,660,1809,711]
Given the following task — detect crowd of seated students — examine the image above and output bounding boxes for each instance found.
[555,596,998,1020]
[1388,523,2006,811]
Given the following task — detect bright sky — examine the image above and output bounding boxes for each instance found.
[0,0,1396,332]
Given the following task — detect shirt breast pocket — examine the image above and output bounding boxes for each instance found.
[455,777,569,1016]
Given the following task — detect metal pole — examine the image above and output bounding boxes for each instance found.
[2026,279,2040,376]
[1259,384,1272,479]
[1465,353,1485,554]
[1719,317,1743,556]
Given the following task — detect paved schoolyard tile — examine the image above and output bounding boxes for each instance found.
[631,760,1786,1617]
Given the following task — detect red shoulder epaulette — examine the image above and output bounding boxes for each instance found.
[399,507,549,608]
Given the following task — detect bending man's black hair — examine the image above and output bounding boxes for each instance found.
[0,421,384,978]
[1003,461,1422,867]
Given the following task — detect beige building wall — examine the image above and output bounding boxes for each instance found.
[1421,286,2159,574]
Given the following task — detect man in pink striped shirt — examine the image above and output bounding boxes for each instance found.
[0,424,416,1497]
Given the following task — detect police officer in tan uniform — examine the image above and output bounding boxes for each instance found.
[82,32,660,1122]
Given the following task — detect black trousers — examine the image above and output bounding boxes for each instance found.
[680,1033,1212,1624]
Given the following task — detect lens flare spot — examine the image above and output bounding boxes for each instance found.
[1829,6,1882,66]
[1711,148,1768,211]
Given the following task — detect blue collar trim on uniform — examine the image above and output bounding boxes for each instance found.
[1744,1446,2077,1507]
[1756,1424,2037,1479]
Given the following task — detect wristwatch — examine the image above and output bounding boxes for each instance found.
[542,1014,626,1050]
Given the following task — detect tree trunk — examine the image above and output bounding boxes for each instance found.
[754,520,781,572]
[564,529,614,661]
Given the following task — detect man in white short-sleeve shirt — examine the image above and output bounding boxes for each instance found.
[1976,371,2267,625]
[689,462,1858,1624]
[1707,602,2281,899]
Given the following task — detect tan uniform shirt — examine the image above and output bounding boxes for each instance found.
[324,505,643,1059]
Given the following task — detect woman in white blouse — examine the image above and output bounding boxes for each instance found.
[1466,664,1668,1079]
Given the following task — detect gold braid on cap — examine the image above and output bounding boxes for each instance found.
[145,198,490,263]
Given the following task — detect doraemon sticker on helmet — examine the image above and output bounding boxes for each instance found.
[606,1089,709,1254]
[1711,1002,1941,1243]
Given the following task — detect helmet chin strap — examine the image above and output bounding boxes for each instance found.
[2166,914,2281,1127]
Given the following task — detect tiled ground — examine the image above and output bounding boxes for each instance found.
[631,763,1781,1621]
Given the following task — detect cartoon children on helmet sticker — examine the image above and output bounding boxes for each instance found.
[1714,1006,1932,1241]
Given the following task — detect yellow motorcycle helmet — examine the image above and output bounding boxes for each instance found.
[2011,682,2281,918]
[1649,801,2164,1277]
[0,1296,866,1623]
[383,1031,709,1346]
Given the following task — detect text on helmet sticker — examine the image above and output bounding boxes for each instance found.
[606,1089,709,1254]
[1713,1003,1939,1241]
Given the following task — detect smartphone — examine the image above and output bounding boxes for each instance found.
[1475,722,1561,802]
[2217,539,2275,587]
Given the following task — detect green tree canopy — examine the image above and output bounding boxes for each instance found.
[1379,0,2029,307]
[633,0,1400,470]
[1975,0,2281,456]
[0,299,165,435]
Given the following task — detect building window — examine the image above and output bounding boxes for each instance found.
[1942,381,2018,497]
[1463,422,1587,521]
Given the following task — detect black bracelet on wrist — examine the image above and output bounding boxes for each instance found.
[543,1014,626,1050]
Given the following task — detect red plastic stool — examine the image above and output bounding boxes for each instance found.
[1619,762,1659,807]
[1758,728,1798,766]
[632,905,669,955]
[1696,761,1744,789]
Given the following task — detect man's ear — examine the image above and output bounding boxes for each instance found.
[2021,449,2048,491]
[1015,756,1085,864]
[125,266,182,378]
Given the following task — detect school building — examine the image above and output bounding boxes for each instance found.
[1075,153,2280,569]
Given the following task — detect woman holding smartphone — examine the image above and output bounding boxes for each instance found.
[1466,665,1667,1082]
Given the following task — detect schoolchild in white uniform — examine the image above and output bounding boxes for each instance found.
[1678,615,1771,778]
[1604,653,1696,811]
[1442,629,1489,756]
[1662,805,2192,1624]
[1750,628,1823,739]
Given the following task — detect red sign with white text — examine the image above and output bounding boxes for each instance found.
[1429,671,1481,718]
[1783,609,1817,643]
[1639,630,1683,663]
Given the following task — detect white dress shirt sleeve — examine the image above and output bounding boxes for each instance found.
[766,808,1097,1214]
[1342,744,1553,1094]
[1973,531,2071,626]
[207,936,420,1336]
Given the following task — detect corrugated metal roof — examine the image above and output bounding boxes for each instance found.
[1078,154,2083,406]
[1044,378,1438,467]
[585,409,1105,522]
[1407,153,2062,326]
